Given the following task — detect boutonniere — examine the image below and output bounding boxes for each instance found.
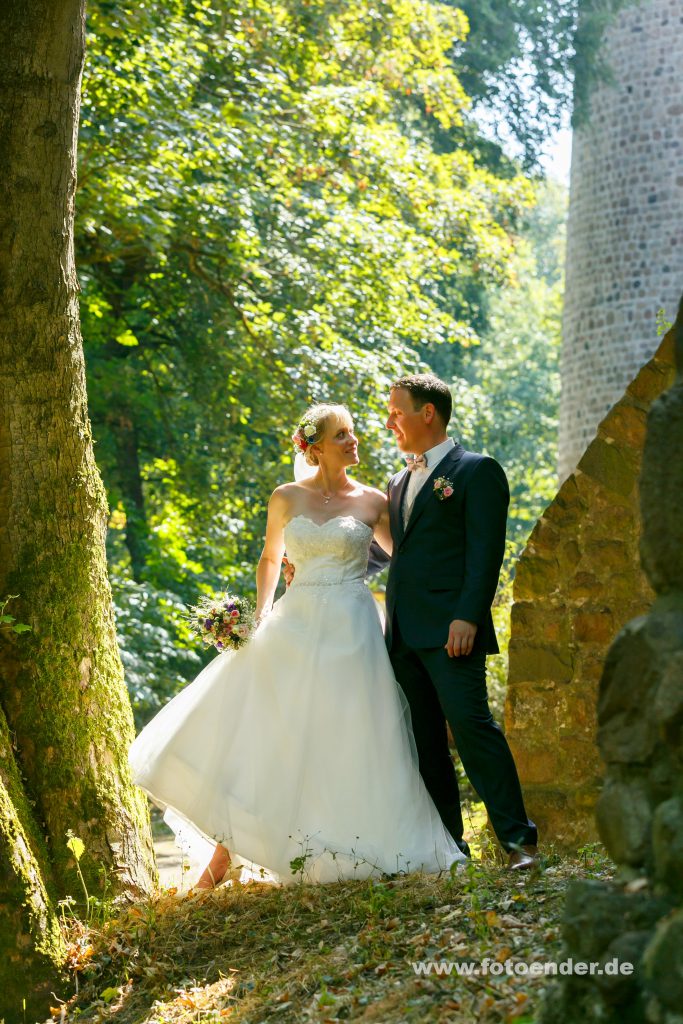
[433,476,455,501]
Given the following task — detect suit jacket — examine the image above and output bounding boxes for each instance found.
[380,443,509,654]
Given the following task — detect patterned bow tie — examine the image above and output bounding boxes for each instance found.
[405,453,428,471]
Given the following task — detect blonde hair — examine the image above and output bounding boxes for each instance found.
[292,403,352,466]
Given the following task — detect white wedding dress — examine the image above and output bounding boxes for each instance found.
[128,514,465,884]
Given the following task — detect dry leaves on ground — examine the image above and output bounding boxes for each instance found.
[49,842,612,1024]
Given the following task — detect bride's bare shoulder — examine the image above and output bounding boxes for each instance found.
[269,481,313,511]
[350,480,388,509]
[269,483,297,510]
[272,482,299,498]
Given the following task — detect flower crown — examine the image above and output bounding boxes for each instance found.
[292,419,318,453]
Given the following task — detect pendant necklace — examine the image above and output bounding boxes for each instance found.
[321,483,346,504]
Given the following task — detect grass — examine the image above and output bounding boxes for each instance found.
[48,804,613,1024]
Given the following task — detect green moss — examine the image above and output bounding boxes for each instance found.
[0,708,68,1021]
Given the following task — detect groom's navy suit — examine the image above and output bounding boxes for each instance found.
[380,442,537,854]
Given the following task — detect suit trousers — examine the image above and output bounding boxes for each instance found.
[389,617,537,852]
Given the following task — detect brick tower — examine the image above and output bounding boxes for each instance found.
[559,0,683,480]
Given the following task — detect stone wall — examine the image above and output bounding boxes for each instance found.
[505,330,675,850]
[540,301,683,1024]
[559,0,683,480]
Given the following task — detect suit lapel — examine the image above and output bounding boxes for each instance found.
[402,443,464,542]
[390,468,410,543]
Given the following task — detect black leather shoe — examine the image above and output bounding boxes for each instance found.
[507,845,539,871]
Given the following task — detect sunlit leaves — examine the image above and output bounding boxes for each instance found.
[77,0,549,718]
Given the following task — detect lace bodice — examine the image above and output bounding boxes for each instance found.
[283,515,373,586]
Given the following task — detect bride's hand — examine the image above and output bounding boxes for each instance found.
[254,608,271,630]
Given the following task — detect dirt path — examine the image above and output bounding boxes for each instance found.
[149,806,198,892]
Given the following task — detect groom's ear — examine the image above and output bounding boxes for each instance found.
[422,402,436,424]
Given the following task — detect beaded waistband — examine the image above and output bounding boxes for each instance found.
[290,576,367,589]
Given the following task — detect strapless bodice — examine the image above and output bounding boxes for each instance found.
[283,515,373,587]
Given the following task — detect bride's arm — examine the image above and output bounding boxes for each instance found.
[372,494,393,557]
[255,488,288,620]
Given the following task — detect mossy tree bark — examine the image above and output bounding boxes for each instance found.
[0,0,156,1017]
[0,708,67,1021]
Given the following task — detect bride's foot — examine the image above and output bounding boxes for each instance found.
[194,844,236,890]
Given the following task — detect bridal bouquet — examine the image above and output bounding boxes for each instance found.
[185,592,256,651]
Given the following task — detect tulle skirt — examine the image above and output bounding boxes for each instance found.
[128,578,465,884]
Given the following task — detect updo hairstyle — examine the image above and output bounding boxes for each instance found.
[292,403,351,467]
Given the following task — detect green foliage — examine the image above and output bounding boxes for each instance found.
[452,0,635,168]
[109,569,204,725]
[450,179,565,552]
[656,308,673,336]
[0,594,33,634]
[78,0,542,717]
[62,832,118,925]
[77,0,567,719]
[572,0,636,126]
[441,180,566,714]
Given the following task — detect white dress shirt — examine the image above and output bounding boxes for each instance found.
[402,437,456,527]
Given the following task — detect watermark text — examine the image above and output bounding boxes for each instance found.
[411,957,634,978]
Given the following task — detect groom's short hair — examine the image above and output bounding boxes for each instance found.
[391,374,452,427]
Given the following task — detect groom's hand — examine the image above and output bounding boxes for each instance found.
[446,619,477,658]
[282,556,295,587]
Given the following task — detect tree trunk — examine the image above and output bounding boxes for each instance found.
[107,409,151,582]
[0,705,66,1021]
[0,0,157,1016]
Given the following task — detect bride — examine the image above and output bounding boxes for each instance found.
[128,403,466,887]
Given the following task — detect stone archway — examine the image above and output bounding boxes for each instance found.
[504,328,675,849]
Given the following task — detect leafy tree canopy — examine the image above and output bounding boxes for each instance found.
[451,0,633,168]
[77,0,567,720]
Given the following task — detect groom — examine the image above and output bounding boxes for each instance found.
[379,373,538,870]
